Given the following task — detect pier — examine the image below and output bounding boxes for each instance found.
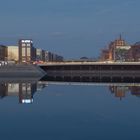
[39,61,140,82]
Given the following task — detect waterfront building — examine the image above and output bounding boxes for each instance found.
[45,51,52,62]
[114,45,131,62]
[127,42,140,61]
[36,48,43,61]
[7,46,19,62]
[42,50,45,61]
[101,36,131,62]
[100,49,109,61]
[108,35,127,61]
[0,45,7,61]
[19,39,36,63]
[56,55,63,61]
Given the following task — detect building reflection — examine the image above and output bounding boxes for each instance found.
[130,86,140,97]
[1,81,140,102]
[0,82,48,104]
[109,85,140,100]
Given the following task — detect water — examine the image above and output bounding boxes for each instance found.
[0,81,140,140]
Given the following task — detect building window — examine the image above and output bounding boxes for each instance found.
[27,48,31,56]
[22,44,26,47]
[22,48,26,56]
[27,44,31,47]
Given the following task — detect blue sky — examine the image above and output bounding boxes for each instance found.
[0,0,140,59]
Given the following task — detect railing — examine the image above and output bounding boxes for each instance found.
[38,61,140,66]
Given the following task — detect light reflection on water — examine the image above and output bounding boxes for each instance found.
[1,79,140,139]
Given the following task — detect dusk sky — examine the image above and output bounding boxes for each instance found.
[0,0,140,59]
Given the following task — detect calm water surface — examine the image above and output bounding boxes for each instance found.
[0,81,140,140]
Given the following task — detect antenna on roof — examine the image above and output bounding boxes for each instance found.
[119,34,122,40]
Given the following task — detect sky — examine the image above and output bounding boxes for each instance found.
[0,0,140,59]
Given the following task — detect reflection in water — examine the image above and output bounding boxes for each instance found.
[0,82,48,104]
[42,81,140,101]
[1,80,140,103]
[109,85,140,100]
[109,86,128,100]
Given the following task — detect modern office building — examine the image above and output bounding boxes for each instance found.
[36,48,42,61]
[19,39,36,63]
[44,51,63,62]
[7,46,19,62]
[36,48,45,61]
[45,51,51,62]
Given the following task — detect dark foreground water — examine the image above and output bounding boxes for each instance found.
[0,81,140,140]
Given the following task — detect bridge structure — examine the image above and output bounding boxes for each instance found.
[38,61,140,83]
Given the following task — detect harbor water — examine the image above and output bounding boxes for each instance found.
[0,78,140,140]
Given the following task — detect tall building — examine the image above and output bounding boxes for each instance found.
[7,46,19,62]
[19,39,36,63]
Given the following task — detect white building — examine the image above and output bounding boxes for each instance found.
[7,46,19,62]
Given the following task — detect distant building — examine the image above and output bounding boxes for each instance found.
[19,39,36,63]
[114,45,131,62]
[36,48,45,62]
[128,42,140,61]
[108,35,127,61]
[101,35,132,62]
[42,50,45,61]
[45,51,52,61]
[7,46,19,62]
[0,45,7,61]
[36,48,43,61]
[100,49,109,61]
[44,51,63,62]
